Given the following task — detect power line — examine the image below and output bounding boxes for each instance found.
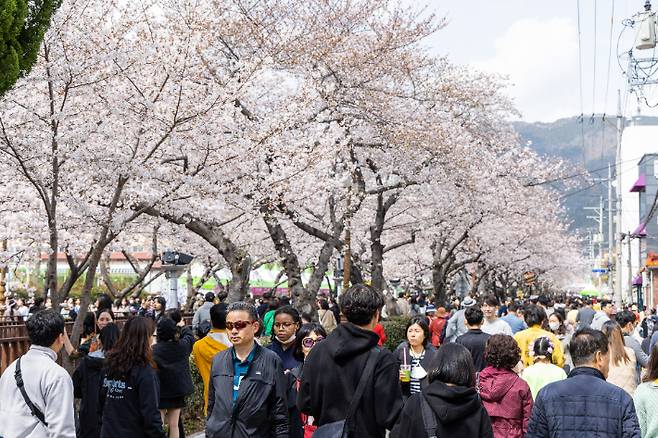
[558,160,641,199]
[592,0,598,117]
[604,0,615,111]
[525,155,645,187]
[577,0,586,157]
[601,0,616,162]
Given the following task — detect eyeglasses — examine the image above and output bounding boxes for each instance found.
[302,336,325,348]
[226,320,254,331]
[274,322,296,329]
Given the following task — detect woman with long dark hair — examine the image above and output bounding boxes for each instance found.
[99,316,165,438]
[391,343,493,438]
[64,308,115,358]
[633,343,658,437]
[267,305,302,371]
[73,323,120,438]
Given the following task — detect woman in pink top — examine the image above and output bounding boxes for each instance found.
[478,334,533,438]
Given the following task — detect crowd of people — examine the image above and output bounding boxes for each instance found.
[1,286,658,437]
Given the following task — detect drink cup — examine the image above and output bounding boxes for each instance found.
[400,364,411,382]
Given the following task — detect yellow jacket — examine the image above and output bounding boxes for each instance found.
[513,325,565,368]
[192,330,230,414]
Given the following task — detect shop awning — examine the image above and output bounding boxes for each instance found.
[630,174,646,192]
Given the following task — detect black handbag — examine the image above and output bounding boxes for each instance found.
[312,347,380,438]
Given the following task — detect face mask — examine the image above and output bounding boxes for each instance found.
[549,322,560,331]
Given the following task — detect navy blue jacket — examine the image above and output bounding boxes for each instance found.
[526,367,641,438]
[267,338,302,371]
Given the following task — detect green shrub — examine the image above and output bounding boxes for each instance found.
[381,316,410,351]
[183,356,206,434]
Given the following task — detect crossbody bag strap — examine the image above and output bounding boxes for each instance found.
[420,393,438,438]
[345,347,380,428]
[14,357,48,427]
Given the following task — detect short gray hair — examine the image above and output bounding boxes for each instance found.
[227,302,258,321]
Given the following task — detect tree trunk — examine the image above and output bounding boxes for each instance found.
[226,253,250,303]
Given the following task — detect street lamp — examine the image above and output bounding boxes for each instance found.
[161,251,193,310]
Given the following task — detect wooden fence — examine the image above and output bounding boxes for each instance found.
[0,315,193,375]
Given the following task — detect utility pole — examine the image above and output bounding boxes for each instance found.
[585,196,606,290]
[615,89,624,307]
[608,164,614,290]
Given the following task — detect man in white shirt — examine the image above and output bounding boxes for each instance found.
[0,308,75,437]
[481,294,513,336]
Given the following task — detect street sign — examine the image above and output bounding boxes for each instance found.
[592,268,608,273]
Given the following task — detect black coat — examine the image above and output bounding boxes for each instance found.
[286,366,305,438]
[391,381,493,438]
[455,329,490,371]
[393,342,438,399]
[297,323,403,438]
[99,364,166,438]
[152,326,195,399]
[206,344,289,438]
[73,354,105,438]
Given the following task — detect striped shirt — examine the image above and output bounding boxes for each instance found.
[410,351,425,394]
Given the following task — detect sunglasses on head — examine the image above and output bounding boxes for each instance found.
[225,320,254,331]
[302,336,325,348]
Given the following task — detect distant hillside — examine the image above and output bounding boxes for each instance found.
[513,115,658,236]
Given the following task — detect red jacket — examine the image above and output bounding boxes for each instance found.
[373,323,386,346]
[478,366,533,438]
[429,316,447,346]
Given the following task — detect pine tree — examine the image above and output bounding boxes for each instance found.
[0,0,60,95]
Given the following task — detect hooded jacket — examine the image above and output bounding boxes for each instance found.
[526,366,641,438]
[390,381,493,438]
[478,366,533,438]
[73,352,106,438]
[99,364,166,438]
[297,322,403,438]
[206,343,289,438]
[152,326,195,400]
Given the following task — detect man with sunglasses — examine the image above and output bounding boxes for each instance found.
[297,284,403,437]
[205,302,289,438]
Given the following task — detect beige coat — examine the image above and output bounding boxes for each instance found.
[607,346,638,395]
[318,309,337,333]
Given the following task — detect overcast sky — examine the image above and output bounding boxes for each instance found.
[411,0,653,122]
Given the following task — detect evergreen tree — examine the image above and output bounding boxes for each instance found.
[0,0,60,95]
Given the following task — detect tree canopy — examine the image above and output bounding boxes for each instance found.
[0,0,59,95]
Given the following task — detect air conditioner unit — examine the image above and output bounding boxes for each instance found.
[635,11,657,50]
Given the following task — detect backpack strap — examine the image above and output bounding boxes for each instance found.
[420,393,438,438]
[344,347,380,431]
[14,357,48,427]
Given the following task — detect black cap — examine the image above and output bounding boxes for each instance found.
[205,292,215,302]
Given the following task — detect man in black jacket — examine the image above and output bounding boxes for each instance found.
[455,306,490,371]
[205,302,289,438]
[297,284,403,438]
